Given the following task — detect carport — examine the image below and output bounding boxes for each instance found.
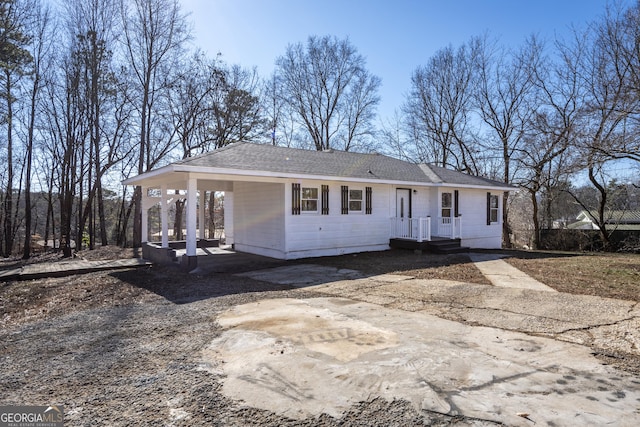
[123,166,237,270]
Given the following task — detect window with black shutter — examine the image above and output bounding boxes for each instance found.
[365,187,372,214]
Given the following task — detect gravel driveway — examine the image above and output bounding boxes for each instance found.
[1,254,639,426]
[3,268,470,426]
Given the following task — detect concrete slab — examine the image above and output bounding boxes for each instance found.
[0,258,152,281]
[468,253,557,292]
[237,264,364,287]
[202,297,640,426]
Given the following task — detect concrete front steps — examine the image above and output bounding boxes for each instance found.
[389,237,470,254]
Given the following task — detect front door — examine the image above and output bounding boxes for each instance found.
[396,189,411,218]
[441,192,452,218]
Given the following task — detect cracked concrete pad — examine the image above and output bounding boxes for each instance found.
[202,297,640,426]
[314,278,638,335]
[237,264,363,287]
[589,317,640,355]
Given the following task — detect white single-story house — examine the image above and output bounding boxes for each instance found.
[123,142,514,268]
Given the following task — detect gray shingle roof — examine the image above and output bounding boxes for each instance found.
[177,142,512,188]
[579,210,640,224]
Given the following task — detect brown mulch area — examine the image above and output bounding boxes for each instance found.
[2,246,639,426]
[0,246,146,327]
[3,247,639,328]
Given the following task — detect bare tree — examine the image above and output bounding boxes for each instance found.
[262,72,284,145]
[261,71,299,147]
[601,1,640,163]
[165,54,263,239]
[518,127,574,249]
[403,40,480,171]
[379,110,414,161]
[515,34,584,248]
[474,35,542,247]
[63,0,124,250]
[275,35,380,151]
[120,0,189,248]
[208,64,263,148]
[563,5,640,249]
[43,44,87,257]
[22,0,54,258]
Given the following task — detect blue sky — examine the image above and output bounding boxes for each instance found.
[180,0,628,122]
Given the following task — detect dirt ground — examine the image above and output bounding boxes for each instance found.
[1,247,639,426]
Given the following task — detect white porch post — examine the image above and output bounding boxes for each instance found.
[186,177,197,256]
[199,190,206,239]
[161,184,169,248]
[141,187,149,243]
[224,191,234,245]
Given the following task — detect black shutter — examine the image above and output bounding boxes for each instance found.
[292,183,301,215]
[365,187,372,214]
[321,185,329,215]
[486,192,491,225]
[341,185,349,214]
[454,190,459,217]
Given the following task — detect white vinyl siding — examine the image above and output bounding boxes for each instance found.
[233,182,285,258]
[285,181,389,258]
[455,188,502,248]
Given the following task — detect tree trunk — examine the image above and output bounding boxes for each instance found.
[117,189,135,247]
[174,198,186,240]
[502,141,513,249]
[3,72,14,257]
[588,165,610,250]
[530,189,541,249]
[22,66,41,258]
[97,180,108,246]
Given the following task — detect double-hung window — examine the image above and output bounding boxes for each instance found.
[349,189,363,212]
[301,187,318,212]
[487,193,499,224]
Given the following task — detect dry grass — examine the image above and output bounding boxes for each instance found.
[302,250,491,285]
[3,247,639,329]
[502,250,640,302]
[308,249,640,302]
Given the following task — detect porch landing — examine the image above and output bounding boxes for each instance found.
[389,237,469,254]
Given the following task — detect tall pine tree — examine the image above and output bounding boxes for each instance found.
[0,0,32,257]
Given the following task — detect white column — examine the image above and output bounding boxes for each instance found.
[199,190,206,240]
[224,191,234,245]
[161,184,169,248]
[186,177,197,256]
[141,187,148,243]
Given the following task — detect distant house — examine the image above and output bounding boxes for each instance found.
[567,210,640,231]
[123,142,514,267]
